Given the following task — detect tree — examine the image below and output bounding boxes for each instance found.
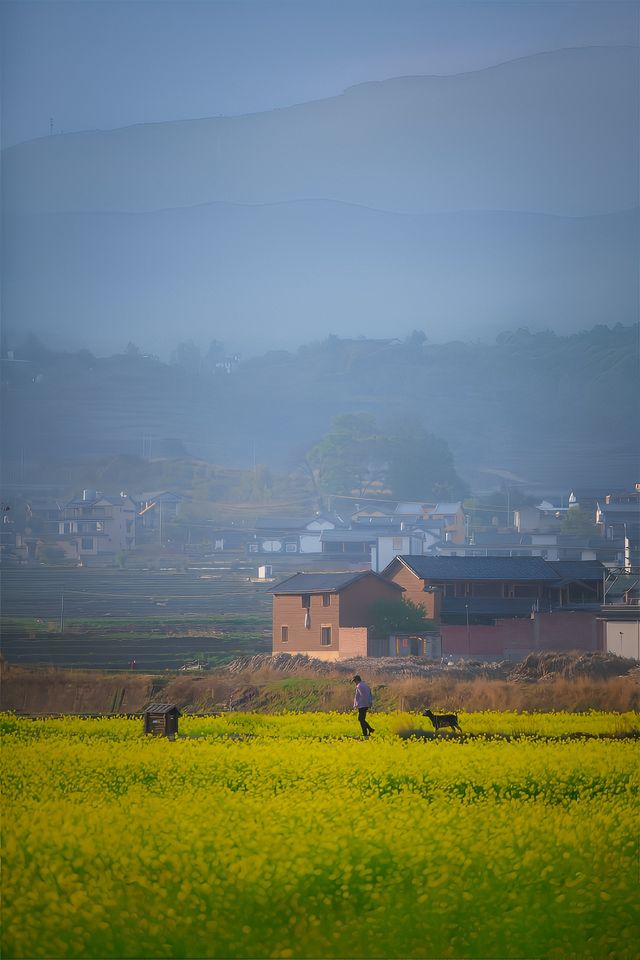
[369,598,435,636]
[307,414,467,500]
[307,413,386,497]
[560,506,597,537]
[384,422,467,500]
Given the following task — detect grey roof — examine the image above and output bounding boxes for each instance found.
[143,703,182,714]
[321,529,378,543]
[388,555,562,582]
[268,571,402,595]
[546,561,605,581]
[597,502,640,514]
[255,517,310,531]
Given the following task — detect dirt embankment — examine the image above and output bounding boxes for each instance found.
[1,652,638,716]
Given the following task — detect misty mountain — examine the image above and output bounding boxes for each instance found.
[2,45,637,353]
[4,47,637,217]
[4,202,638,355]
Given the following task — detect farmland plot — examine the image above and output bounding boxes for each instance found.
[1,712,638,960]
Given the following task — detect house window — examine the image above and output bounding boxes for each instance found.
[81,537,94,551]
[281,625,289,643]
[321,626,332,646]
[248,543,258,553]
[322,593,331,607]
[392,537,404,551]
[301,594,311,609]
[285,543,298,553]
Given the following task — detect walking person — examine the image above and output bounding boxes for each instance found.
[352,675,374,737]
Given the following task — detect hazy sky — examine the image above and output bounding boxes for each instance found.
[2,0,638,147]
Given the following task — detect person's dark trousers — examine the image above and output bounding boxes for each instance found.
[358,708,374,736]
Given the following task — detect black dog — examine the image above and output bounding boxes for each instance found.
[423,709,462,733]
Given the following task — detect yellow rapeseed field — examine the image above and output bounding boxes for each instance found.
[1,711,638,959]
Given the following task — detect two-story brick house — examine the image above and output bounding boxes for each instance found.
[269,570,404,660]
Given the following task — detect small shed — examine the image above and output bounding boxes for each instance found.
[143,703,182,738]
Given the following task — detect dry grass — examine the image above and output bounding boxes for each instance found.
[1,661,638,715]
[390,675,639,713]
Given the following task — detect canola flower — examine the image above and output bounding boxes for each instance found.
[1,712,638,959]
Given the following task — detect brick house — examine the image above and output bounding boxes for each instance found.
[382,555,606,658]
[382,555,604,622]
[269,570,404,660]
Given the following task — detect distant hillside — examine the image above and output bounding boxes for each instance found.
[2,46,638,353]
[5,48,636,216]
[2,324,637,491]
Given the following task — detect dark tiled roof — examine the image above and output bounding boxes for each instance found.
[255,517,310,530]
[143,703,182,714]
[390,555,560,581]
[268,571,402,595]
[320,529,396,542]
[546,561,605,581]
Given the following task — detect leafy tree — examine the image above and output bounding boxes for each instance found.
[369,598,435,636]
[307,413,386,497]
[307,414,467,500]
[560,506,597,537]
[384,422,467,500]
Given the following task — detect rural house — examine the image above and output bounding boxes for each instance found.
[54,490,137,559]
[382,555,604,621]
[269,570,404,659]
[248,514,346,555]
[382,555,607,659]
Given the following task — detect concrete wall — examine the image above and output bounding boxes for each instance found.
[604,620,640,659]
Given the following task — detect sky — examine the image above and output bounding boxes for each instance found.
[2,0,638,147]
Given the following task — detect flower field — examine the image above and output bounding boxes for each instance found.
[2,711,639,959]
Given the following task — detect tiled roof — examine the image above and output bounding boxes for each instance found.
[389,555,561,581]
[143,703,182,714]
[546,561,605,581]
[268,571,402,594]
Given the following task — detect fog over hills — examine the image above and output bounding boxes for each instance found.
[5,204,638,356]
[2,45,638,354]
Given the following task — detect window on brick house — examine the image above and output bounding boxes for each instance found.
[321,626,332,646]
[301,594,311,609]
[281,625,288,643]
[322,593,331,607]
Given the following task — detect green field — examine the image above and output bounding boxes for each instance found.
[1,711,638,959]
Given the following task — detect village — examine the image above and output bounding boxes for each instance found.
[2,481,638,666]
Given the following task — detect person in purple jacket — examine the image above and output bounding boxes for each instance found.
[352,675,375,737]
